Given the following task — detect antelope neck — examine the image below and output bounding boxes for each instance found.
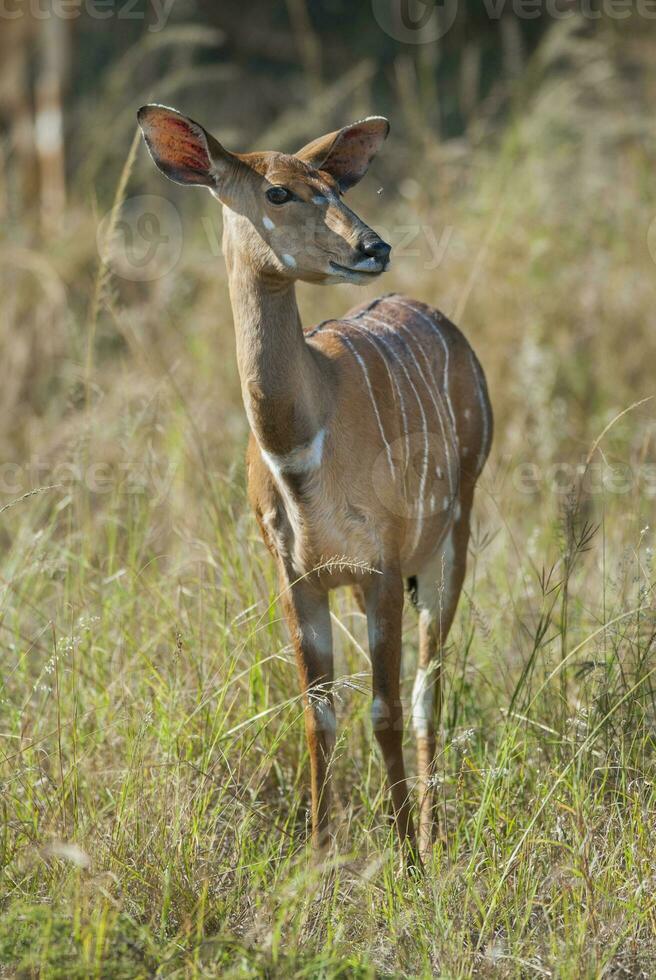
[225,247,330,460]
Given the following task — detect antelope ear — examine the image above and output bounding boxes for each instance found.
[137,104,237,188]
[296,116,390,191]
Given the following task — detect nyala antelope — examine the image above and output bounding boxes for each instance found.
[138,104,492,864]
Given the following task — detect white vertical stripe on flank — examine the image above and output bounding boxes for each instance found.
[363,314,457,507]
[369,304,460,489]
[393,298,459,445]
[347,323,411,486]
[327,328,396,481]
[363,328,429,552]
[399,323,459,455]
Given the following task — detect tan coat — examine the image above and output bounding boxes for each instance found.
[138,104,493,864]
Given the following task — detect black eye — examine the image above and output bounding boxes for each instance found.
[266,186,293,205]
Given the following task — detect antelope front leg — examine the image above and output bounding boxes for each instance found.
[280,572,335,852]
[363,565,418,864]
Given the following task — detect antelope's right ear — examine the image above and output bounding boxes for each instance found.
[137,104,237,189]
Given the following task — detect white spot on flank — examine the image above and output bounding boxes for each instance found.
[262,216,275,231]
[282,253,297,269]
[464,408,472,420]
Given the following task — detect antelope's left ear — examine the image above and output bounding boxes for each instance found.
[295,116,390,191]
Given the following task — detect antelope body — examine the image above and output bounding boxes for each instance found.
[138,104,493,863]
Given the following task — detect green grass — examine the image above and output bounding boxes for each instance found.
[2,21,656,980]
[0,400,654,978]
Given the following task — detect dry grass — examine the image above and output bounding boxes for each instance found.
[1,20,655,979]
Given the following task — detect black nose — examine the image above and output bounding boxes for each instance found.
[359,238,392,263]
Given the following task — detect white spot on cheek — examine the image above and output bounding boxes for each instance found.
[262,216,275,231]
[282,253,297,269]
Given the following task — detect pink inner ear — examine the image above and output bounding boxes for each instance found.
[147,113,211,177]
[318,121,388,189]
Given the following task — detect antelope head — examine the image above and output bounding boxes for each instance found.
[137,104,392,285]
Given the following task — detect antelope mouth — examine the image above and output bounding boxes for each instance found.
[329,260,387,278]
